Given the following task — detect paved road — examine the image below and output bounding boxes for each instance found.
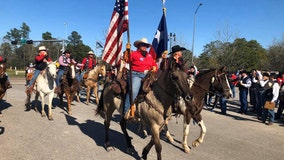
[0,77,284,160]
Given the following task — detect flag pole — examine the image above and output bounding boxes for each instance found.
[126,13,133,110]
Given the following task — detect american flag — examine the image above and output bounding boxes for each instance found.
[102,0,129,66]
[149,11,168,60]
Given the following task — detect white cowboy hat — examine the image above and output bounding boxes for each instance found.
[87,51,95,55]
[38,46,47,51]
[133,38,151,48]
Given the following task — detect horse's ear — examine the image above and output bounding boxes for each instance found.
[220,66,227,73]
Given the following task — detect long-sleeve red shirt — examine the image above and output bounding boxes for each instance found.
[130,49,157,72]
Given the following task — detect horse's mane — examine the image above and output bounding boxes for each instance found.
[195,68,216,79]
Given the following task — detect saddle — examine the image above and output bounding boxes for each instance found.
[136,71,157,103]
[26,73,34,81]
[111,79,127,97]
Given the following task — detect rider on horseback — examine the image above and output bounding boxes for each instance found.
[26,46,51,94]
[123,38,157,119]
[0,56,12,89]
[55,50,83,94]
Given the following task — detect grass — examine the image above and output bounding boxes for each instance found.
[6,70,26,78]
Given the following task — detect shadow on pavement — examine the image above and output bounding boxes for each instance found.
[64,114,141,159]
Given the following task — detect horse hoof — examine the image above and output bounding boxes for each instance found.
[48,117,54,121]
[192,140,200,147]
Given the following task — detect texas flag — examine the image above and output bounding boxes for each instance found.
[149,11,168,60]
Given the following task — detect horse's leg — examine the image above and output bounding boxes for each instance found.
[164,124,174,143]
[25,93,31,111]
[34,92,39,112]
[120,118,134,152]
[142,125,162,160]
[68,92,76,115]
[164,109,174,143]
[182,113,192,153]
[86,86,90,105]
[192,114,206,147]
[39,92,46,117]
[47,92,54,121]
[103,108,115,151]
[94,85,99,104]
[58,92,63,108]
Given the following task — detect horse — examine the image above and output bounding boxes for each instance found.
[83,63,106,105]
[166,67,232,153]
[0,62,7,100]
[58,62,79,115]
[25,62,57,120]
[96,60,191,160]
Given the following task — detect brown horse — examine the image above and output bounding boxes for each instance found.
[83,63,106,105]
[0,62,7,100]
[166,67,232,153]
[58,63,79,115]
[96,60,191,160]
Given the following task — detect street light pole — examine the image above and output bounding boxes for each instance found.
[191,3,202,64]
[169,32,176,51]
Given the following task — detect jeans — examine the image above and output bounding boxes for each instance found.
[257,90,266,117]
[249,88,259,110]
[262,107,275,123]
[219,96,227,114]
[276,100,284,118]
[239,89,248,114]
[56,69,65,87]
[28,69,41,87]
[124,71,146,114]
[230,84,236,98]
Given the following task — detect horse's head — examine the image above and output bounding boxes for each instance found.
[99,64,107,77]
[0,62,6,78]
[46,62,57,79]
[167,60,191,101]
[68,63,76,79]
[210,66,232,99]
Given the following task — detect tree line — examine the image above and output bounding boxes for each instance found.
[1,22,284,72]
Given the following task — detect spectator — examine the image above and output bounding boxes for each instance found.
[262,73,279,125]
[229,72,238,98]
[275,71,284,119]
[238,70,252,114]
[257,72,270,119]
[249,69,261,112]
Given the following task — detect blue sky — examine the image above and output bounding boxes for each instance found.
[1,0,283,57]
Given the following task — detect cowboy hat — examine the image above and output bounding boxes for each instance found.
[38,46,47,51]
[87,51,95,55]
[63,50,71,54]
[169,45,186,54]
[133,38,151,48]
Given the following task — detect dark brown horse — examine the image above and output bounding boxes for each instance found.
[58,63,79,115]
[0,62,7,100]
[166,67,232,153]
[96,60,191,160]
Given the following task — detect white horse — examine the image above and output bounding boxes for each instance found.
[25,62,57,120]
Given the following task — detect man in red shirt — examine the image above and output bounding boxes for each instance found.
[81,51,97,71]
[124,38,157,119]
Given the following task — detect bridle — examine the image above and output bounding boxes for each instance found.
[0,63,6,78]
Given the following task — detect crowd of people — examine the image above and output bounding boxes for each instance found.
[1,38,284,126]
[227,69,284,125]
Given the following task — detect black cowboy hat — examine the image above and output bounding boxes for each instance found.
[63,50,71,54]
[169,45,186,54]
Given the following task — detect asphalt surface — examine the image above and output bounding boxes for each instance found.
[0,77,284,160]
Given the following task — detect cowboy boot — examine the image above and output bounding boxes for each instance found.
[5,79,12,89]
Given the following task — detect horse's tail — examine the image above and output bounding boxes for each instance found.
[95,82,108,117]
